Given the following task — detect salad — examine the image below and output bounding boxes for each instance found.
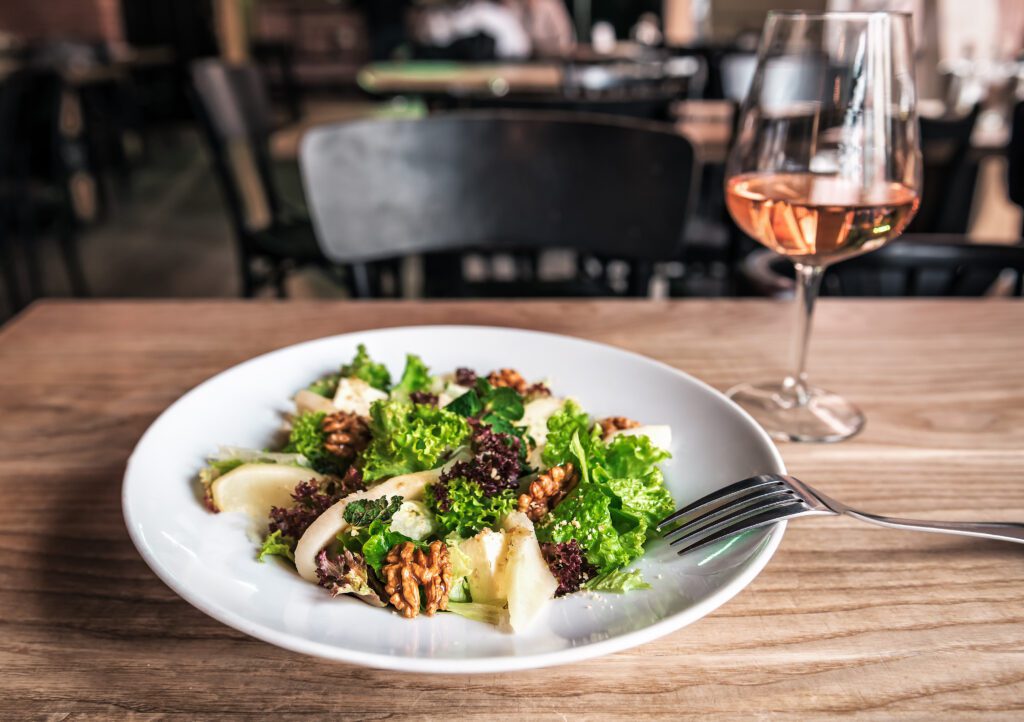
[199,345,675,632]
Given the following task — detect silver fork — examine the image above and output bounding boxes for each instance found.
[658,473,1024,555]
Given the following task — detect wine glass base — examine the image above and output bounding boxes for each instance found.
[727,381,865,443]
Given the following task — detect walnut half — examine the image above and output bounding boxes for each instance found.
[322,411,371,461]
[382,541,453,618]
[518,463,578,522]
[487,368,528,394]
[597,416,640,440]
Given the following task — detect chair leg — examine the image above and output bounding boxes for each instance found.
[0,228,23,313]
[238,248,258,297]
[56,219,89,297]
[18,207,45,300]
[352,263,373,298]
[272,263,288,299]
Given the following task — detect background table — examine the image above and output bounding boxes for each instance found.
[358,61,565,97]
[1,299,1022,718]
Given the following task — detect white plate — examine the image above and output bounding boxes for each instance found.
[123,326,785,673]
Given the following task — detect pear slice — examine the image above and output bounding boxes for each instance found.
[211,463,329,519]
[294,389,337,415]
[294,466,443,583]
[502,511,558,632]
[459,528,510,605]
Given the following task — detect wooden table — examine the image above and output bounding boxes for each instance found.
[2,299,1023,718]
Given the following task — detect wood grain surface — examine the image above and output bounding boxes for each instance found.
[1,299,1022,719]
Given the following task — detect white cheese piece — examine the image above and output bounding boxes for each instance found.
[390,499,437,541]
[459,529,510,605]
[607,424,673,452]
[332,376,388,417]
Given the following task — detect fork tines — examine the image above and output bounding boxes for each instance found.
[657,474,808,556]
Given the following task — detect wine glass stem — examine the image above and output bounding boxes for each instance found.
[784,263,824,406]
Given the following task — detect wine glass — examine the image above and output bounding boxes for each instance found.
[725,11,921,442]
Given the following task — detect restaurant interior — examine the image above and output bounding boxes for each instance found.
[0,0,1022,318]
[3,2,1024,712]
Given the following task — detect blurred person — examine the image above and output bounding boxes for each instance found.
[410,1,531,59]
[502,0,576,57]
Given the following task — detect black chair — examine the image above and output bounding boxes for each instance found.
[1007,100,1024,237]
[447,93,678,122]
[189,58,329,297]
[0,66,89,311]
[743,236,1024,297]
[300,112,697,298]
[907,106,981,234]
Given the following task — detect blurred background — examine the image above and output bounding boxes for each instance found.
[1,0,1023,317]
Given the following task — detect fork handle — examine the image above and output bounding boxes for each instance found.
[843,509,1024,544]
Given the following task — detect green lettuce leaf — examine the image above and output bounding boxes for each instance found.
[426,477,517,538]
[584,568,651,593]
[596,435,674,525]
[339,515,419,572]
[538,431,665,573]
[541,399,601,468]
[360,400,470,481]
[283,410,346,475]
[391,354,432,400]
[341,344,391,391]
[257,530,295,563]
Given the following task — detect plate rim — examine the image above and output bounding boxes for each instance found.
[122,324,786,673]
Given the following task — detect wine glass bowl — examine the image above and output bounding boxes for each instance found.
[725,11,922,442]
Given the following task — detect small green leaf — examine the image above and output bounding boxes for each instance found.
[257,530,296,563]
[445,389,483,417]
[342,495,404,527]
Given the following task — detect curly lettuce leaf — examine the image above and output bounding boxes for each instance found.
[541,399,600,468]
[583,568,651,593]
[426,477,517,538]
[360,400,471,481]
[283,410,346,475]
[341,343,391,391]
[596,435,675,525]
[257,530,296,563]
[537,431,662,573]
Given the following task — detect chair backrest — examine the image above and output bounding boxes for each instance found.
[747,236,1024,297]
[189,59,278,233]
[907,106,980,234]
[0,67,65,186]
[1007,100,1024,231]
[450,93,676,122]
[825,236,1024,297]
[300,111,697,264]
